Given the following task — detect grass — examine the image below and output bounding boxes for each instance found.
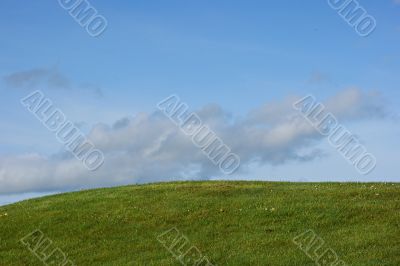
[0,181,399,265]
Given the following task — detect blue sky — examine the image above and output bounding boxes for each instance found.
[1,0,400,205]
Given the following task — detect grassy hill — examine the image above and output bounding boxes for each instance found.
[0,181,399,265]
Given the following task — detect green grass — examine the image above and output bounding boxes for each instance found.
[0,181,399,265]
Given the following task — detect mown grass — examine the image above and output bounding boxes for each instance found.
[0,181,399,265]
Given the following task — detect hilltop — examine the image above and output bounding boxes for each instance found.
[0,181,399,265]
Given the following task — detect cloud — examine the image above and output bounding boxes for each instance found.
[325,88,386,120]
[0,88,386,194]
[3,67,70,90]
[3,67,103,97]
[307,71,331,85]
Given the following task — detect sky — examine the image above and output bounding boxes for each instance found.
[1,0,400,205]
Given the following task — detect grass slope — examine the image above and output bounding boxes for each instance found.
[0,181,399,265]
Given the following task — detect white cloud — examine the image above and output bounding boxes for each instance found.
[0,88,386,194]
